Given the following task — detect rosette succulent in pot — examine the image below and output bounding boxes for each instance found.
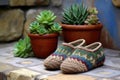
[29,10,62,35]
[28,10,62,58]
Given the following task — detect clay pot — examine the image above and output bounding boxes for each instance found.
[28,33,59,58]
[61,24,103,44]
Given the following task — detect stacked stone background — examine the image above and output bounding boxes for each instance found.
[0,0,118,49]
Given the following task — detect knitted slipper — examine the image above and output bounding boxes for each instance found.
[44,39,85,70]
[60,42,105,74]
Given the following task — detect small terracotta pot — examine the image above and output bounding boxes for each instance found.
[61,24,103,44]
[28,33,59,58]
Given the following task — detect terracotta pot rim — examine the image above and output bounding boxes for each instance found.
[61,23,103,30]
[28,33,59,38]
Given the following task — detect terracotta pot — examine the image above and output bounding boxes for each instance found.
[61,24,103,44]
[28,33,59,58]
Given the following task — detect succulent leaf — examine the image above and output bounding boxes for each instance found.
[36,10,56,25]
[62,3,89,25]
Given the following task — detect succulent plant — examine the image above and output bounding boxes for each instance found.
[88,7,98,15]
[62,4,89,25]
[36,10,56,26]
[84,7,100,25]
[49,22,62,33]
[29,21,48,35]
[29,10,62,35]
[13,36,34,58]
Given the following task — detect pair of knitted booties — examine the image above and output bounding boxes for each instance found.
[44,39,105,74]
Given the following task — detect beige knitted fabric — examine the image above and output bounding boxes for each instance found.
[44,55,63,70]
[60,58,87,73]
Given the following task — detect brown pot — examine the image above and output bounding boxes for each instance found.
[28,33,59,59]
[61,24,103,44]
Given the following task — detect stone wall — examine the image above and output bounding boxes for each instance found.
[0,0,63,42]
[0,9,24,41]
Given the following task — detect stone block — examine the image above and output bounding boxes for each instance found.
[26,0,35,6]
[9,0,26,6]
[9,0,50,6]
[8,68,40,80]
[0,9,24,42]
[35,0,50,6]
[0,62,18,80]
[51,0,62,7]
[26,0,50,6]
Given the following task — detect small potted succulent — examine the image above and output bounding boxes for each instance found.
[28,10,62,58]
[13,36,33,58]
[61,4,102,44]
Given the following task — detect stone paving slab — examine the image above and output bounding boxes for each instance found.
[0,62,18,80]
[38,74,96,80]
[4,58,43,68]
[104,48,120,57]
[8,68,40,80]
[28,65,61,76]
[83,66,120,78]
[0,63,17,72]
[105,56,120,69]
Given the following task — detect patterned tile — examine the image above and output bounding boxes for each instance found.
[104,49,120,57]
[6,58,43,67]
[105,57,120,69]
[28,65,61,75]
[84,67,120,78]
